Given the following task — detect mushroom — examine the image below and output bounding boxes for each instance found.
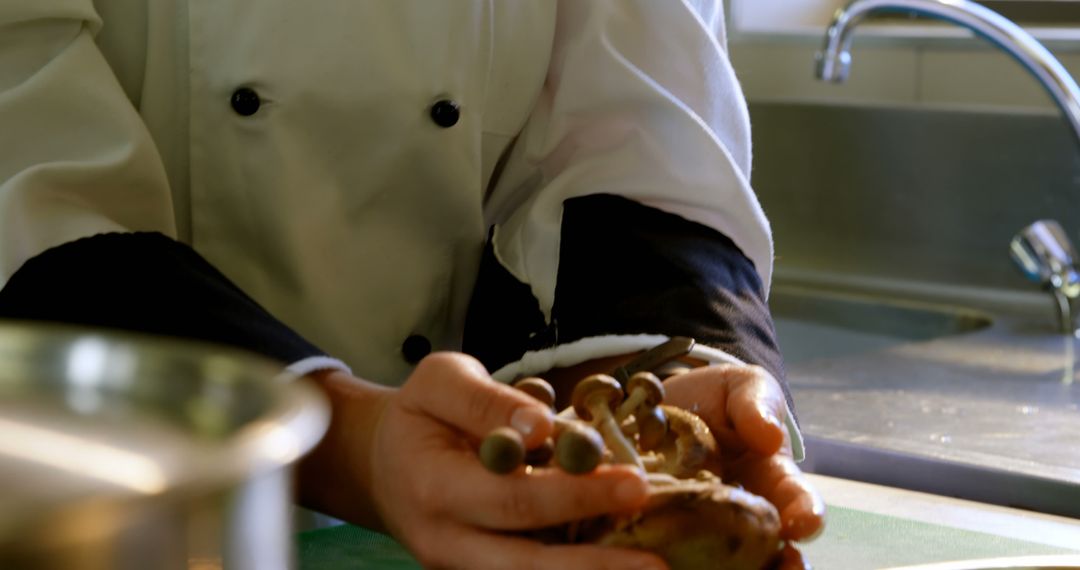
[507,377,559,467]
[612,372,668,452]
[654,405,720,479]
[658,366,693,380]
[516,368,781,569]
[615,372,665,422]
[479,426,526,474]
[525,437,555,466]
[572,374,643,470]
[513,377,556,410]
[553,422,605,474]
[584,475,783,570]
[636,405,669,452]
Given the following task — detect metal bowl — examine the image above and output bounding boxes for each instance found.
[0,322,329,570]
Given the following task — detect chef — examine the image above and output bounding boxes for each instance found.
[0,1,823,568]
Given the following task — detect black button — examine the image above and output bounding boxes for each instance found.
[401,334,432,364]
[230,87,261,116]
[429,99,460,128]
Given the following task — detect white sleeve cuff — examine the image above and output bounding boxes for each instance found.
[283,355,353,378]
[490,334,804,462]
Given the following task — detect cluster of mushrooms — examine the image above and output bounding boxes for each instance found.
[479,372,783,570]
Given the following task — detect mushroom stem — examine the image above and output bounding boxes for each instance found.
[644,472,680,487]
[615,372,664,424]
[615,388,648,422]
[641,453,665,472]
[588,398,644,470]
[553,415,591,435]
[553,415,576,429]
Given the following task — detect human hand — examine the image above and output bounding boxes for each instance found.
[299,353,669,570]
[662,364,826,550]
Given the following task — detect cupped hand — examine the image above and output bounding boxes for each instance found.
[662,364,826,545]
[301,352,669,570]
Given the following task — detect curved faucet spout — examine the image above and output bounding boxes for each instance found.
[816,0,1080,147]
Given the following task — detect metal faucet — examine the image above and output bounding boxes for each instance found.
[816,0,1080,332]
[815,0,1080,148]
[1010,220,1080,334]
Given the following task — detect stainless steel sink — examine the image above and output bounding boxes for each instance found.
[770,285,993,364]
[740,101,1080,518]
[769,277,1080,518]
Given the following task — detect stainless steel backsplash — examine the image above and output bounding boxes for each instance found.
[749,102,1080,291]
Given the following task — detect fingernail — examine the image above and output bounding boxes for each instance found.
[614,476,648,504]
[785,513,826,543]
[510,406,550,438]
[760,407,782,429]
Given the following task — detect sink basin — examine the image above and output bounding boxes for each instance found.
[770,285,994,363]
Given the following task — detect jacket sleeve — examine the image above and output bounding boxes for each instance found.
[0,3,341,374]
[463,0,801,455]
[0,1,176,279]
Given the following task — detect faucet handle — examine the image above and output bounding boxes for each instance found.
[1010,220,1080,293]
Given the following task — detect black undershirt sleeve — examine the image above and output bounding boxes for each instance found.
[0,232,325,365]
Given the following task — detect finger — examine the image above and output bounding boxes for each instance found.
[774,543,812,570]
[428,456,650,530]
[404,352,553,447]
[776,476,827,541]
[726,368,787,455]
[663,365,786,456]
[435,525,668,570]
[734,455,826,542]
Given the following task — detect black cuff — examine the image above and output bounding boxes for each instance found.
[463,194,792,414]
[0,232,325,365]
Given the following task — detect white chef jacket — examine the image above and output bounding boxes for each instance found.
[0,0,779,415]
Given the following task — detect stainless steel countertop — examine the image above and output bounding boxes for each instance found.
[773,271,1080,517]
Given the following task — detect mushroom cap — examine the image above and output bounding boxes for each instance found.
[626,372,665,408]
[525,437,556,466]
[479,426,526,474]
[513,377,556,409]
[572,374,624,421]
[555,423,605,474]
[637,405,669,452]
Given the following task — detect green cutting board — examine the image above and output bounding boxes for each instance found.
[297,506,1079,569]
